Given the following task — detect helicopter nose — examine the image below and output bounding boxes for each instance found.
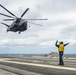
[6,29,9,32]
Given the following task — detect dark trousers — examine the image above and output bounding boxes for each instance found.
[59,52,64,65]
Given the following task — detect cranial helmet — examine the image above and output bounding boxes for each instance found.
[59,40,63,44]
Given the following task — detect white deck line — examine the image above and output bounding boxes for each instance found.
[0,59,76,71]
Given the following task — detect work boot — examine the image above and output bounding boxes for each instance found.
[61,62,64,66]
[58,63,61,65]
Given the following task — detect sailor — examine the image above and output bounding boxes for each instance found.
[55,40,69,65]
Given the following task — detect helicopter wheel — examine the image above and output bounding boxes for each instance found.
[19,31,21,34]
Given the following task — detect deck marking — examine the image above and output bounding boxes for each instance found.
[0,59,76,71]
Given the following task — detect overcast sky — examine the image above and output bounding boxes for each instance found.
[0,0,76,54]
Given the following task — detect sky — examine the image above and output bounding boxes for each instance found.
[0,0,76,54]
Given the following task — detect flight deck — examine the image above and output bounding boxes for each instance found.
[0,55,76,75]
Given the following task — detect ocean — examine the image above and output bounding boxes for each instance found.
[64,54,76,58]
[0,54,76,58]
[20,54,76,58]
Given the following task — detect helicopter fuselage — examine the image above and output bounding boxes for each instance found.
[7,19,27,33]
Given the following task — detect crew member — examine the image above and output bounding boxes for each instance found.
[55,40,69,65]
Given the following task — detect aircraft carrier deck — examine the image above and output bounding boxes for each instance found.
[0,54,76,75]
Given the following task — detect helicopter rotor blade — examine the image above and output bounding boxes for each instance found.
[21,8,29,18]
[1,22,9,27]
[0,13,15,18]
[3,19,15,21]
[0,4,17,18]
[28,21,43,26]
[24,19,48,20]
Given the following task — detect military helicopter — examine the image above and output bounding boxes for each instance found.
[0,4,47,34]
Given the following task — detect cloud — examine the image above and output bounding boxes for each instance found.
[0,0,76,54]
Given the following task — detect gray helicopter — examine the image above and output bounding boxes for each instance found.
[0,4,47,34]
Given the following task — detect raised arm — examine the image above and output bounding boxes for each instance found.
[64,42,70,46]
[55,40,59,47]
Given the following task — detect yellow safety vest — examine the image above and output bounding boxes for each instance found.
[58,44,64,52]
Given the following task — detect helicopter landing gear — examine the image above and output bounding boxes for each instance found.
[19,31,21,34]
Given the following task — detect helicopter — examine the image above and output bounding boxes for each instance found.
[0,4,47,34]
